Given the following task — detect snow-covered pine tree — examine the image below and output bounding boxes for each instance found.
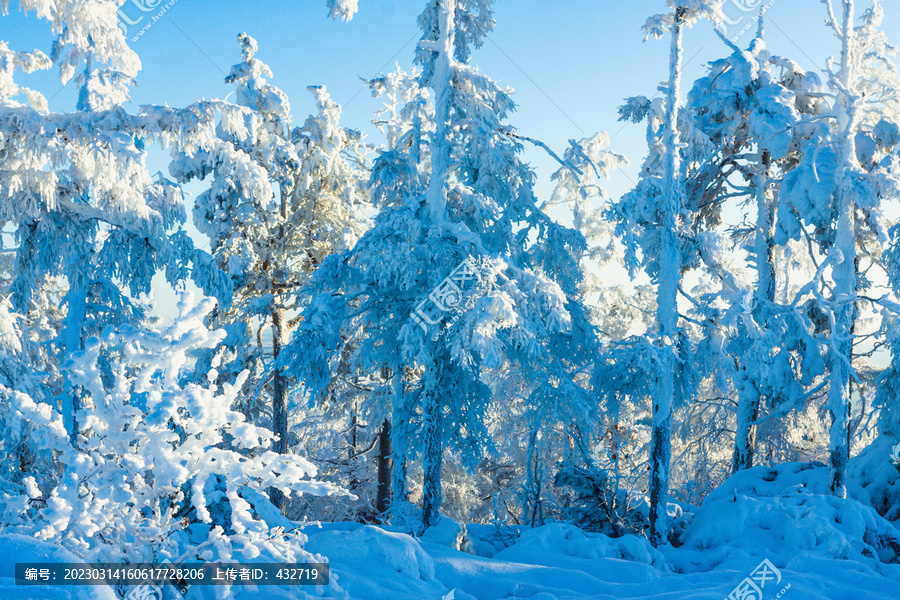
[174,33,369,514]
[283,0,602,533]
[612,0,723,546]
[0,0,227,448]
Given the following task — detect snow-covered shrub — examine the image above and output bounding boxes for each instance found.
[850,437,900,523]
[305,525,435,582]
[680,462,900,572]
[492,523,668,573]
[0,294,341,563]
[554,461,645,538]
[420,515,472,553]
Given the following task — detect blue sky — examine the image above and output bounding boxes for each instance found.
[6,0,897,202]
[2,0,899,316]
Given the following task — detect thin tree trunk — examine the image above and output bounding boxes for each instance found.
[421,358,444,532]
[348,406,361,496]
[733,151,774,473]
[522,429,540,527]
[269,307,289,513]
[375,418,393,516]
[648,5,685,547]
[63,271,88,448]
[390,361,409,523]
[829,0,859,498]
[847,254,861,458]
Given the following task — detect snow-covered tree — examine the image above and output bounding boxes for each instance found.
[0,0,227,448]
[775,0,900,496]
[178,33,369,513]
[0,294,339,563]
[612,0,723,546]
[684,22,829,473]
[284,0,605,533]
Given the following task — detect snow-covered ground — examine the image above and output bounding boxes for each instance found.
[2,525,897,600]
[3,461,899,600]
[304,522,899,600]
[7,523,894,600]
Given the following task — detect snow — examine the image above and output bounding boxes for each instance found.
[2,2,900,600]
[0,534,117,600]
[3,461,900,599]
[303,524,442,598]
[297,510,900,600]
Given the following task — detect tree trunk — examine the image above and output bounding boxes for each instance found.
[424,0,455,224]
[421,358,444,532]
[522,429,541,527]
[375,418,393,516]
[648,5,685,547]
[348,407,361,496]
[419,0,455,534]
[269,307,289,514]
[732,384,760,472]
[829,0,859,499]
[63,271,88,448]
[390,362,409,521]
[733,151,774,473]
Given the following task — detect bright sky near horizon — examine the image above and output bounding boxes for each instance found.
[2,0,899,319]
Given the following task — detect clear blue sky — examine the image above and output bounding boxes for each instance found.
[6,0,897,201]
[2,0,898,315]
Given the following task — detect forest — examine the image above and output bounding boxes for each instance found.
[1,0,900,598]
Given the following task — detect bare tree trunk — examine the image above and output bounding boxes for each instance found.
[375,418,393,516]
[269,308,289,514]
